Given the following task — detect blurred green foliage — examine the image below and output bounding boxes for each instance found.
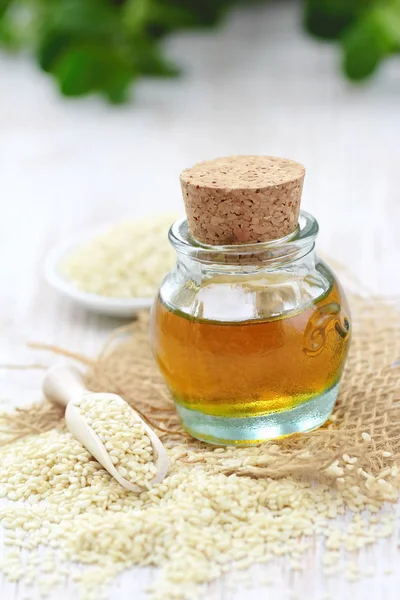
[0,0,399,102]
[305,0,400,80]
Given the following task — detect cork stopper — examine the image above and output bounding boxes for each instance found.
[180,155,305,245]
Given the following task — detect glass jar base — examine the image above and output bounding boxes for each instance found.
[175,383,340,446]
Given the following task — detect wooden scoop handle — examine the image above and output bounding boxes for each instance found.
[43,364,88,408]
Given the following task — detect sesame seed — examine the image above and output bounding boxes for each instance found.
[61,215,176,299]
[0,413,398,599]
[78,395,156,489]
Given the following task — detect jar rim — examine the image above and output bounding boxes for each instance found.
[169,211,318,264]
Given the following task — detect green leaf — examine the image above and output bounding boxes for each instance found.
[34,0,135,99]
[36,0,125,73]
[0,0,12,18]
[102,67,133,104]
[130,36,179,76]
[343,10,393,80]
[48,0,121,37]
[52,44,133,101]
[123,0,210,38]
[37,32,72,72]
[123,0,150,35]
[171,0,234,26]
[146,1,200,30]
[375,0,400,48]
[304,0,368,39]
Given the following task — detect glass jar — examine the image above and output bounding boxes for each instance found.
[150,211,351,445]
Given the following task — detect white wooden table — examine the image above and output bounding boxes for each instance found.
[0,2,399,598]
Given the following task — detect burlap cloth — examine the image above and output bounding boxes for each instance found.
[1,292,400,490]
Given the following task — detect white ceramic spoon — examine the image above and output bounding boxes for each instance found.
[43,364,168,493]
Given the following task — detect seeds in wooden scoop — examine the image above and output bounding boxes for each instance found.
[78,395,157,488]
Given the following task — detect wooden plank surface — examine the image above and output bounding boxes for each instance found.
[0,1,399,598]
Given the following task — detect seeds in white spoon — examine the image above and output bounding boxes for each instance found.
[77,395,157,488]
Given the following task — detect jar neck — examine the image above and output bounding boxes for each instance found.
[169,211,318,272]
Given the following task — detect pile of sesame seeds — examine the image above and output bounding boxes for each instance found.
[77,395,157,488]
[0,421,398,600]
[61,214,176,299]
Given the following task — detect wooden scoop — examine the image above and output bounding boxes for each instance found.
[43,364,168,493]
